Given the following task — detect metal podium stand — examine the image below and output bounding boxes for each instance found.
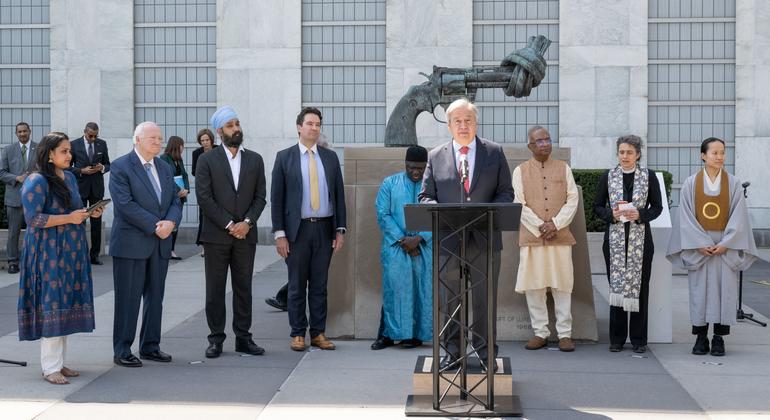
[404,202,522,417]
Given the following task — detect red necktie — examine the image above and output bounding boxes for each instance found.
[459,146,470,194]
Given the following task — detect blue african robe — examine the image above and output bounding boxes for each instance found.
[17,172,95,341]
[376,172,432,341]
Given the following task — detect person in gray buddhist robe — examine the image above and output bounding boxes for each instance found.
[667,137,759,357]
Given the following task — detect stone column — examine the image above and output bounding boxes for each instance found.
[558,0,648,169]
[49,0,135,228]
[736,0,770,236]
[386,0,473,147]
[217,0,302,237]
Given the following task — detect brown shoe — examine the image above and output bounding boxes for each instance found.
[558,337,575,352]
[525,336,548,350]
[311,333,336,350]
[290,336,306,352]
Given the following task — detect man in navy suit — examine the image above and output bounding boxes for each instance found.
[271,107,346,352]
[70,122,110,265]
[109,121,182,368]
[419,98,514,370]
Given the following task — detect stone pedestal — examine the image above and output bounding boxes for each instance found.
[326,146,598,341]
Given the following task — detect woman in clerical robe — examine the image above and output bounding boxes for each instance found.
[594,135,662,354]
[667,137,758,356]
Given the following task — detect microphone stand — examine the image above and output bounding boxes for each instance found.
[736,181,766,327]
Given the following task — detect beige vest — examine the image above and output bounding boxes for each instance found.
[518,158,576,247]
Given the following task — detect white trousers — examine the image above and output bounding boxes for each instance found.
[525,288,573,339]
[41,336,67,376]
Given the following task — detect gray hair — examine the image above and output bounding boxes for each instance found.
[527,125,549,141]
[445,98,479,124]
[616,134,643,159]
[133,121,159,143]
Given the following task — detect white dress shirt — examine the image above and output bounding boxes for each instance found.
[134,148,161,193]
[452,138,477,186]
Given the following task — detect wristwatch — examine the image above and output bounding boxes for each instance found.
[244,218,254,227]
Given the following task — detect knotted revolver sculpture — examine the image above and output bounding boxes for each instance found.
[384,35,551,147]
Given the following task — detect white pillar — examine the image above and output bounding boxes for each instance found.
[558,0,648,169]
[218,0,302,230]
[386,0,473,147]
[736,0,770,231]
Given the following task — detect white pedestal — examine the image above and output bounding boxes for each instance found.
[648,172,673,343]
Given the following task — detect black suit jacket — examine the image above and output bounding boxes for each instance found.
[419,136,514,251]
[70,136,110,199]
[271,144,347,243]
[195,146,267,244]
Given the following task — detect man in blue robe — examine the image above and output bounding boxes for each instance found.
[371,146,433,350]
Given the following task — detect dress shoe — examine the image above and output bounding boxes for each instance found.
[7,263,19,274]
[439,354,459,371]
[558,337,575,352]
[481,360,499,373]
[370,336,394,350]
[692,334,709,355]
[525,335,548,350]
[90,258,103,266]
[609,343,623,352]
[205,343,223,358]
[265,297,287,311]
[400,339,422,349]
[140,350,172,362]
[310,333,336,350]
[114,354,143,367]
[235,339,265,355]
[291,336,306,351]
[170,252,182,261]
[710,335,725,356]
[632,345,647,354]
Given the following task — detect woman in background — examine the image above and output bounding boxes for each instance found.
[191,128,216,256]
[160,135,190,260]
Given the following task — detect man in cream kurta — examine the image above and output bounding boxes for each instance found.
[513,126,579,352]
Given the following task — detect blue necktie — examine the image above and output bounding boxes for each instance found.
[144,163,162,203]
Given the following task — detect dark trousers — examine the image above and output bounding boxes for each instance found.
[603,239,653,346]
[112,243,169,357]
[195,208,203,245]
[275,283,288,304]
[693,324,731,336]
[203,241,257,344]
[439,238,500,360]
[286,219,334,338]
[5,205,22,262]
[81,196,102,259]
[171,230,178,251]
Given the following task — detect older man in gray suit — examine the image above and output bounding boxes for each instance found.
[0,122,38,274]
[419,98,514,370]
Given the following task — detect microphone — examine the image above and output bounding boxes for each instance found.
[742,181,751,188]
[459,153,469,182]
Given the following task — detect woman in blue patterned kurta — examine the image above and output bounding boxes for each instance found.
[17,132,104,385]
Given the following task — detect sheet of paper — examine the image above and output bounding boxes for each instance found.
[618,202,635,223]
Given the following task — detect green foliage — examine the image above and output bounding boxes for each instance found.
[572,168,673,232]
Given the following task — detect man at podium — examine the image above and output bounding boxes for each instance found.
[419,98,514,370]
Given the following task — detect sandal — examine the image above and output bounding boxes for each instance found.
[42,372,70,385]
[61,367,80,377]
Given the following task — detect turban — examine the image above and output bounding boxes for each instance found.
[405,145,428,162]
[210,106,239,130]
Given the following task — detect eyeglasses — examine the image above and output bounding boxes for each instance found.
[529,138,552,147]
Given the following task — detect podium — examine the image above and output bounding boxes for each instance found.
[404,202,523,417]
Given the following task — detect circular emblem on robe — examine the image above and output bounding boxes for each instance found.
[701,202,721,220]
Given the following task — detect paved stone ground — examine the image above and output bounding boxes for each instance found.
[1,244,769,420]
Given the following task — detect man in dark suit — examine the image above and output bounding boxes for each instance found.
[271,107,346,352]
[419,98,514,370]
[70,122,110,265]
[0,122,37,274]
[196,106,267,358]
[109,121,182,368]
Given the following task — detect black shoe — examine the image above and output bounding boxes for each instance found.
[439,355,459,371]
[7,263,19,274]
[632,345,647,354]
[265,297,287,311]
[370,337,394,350]
[235,339,265,355]
[481,360,499,373]
[90,258,103,265]
[114,354,143,367]
[692,334,710,355]
[400,339,422,349]
[710,335,725,356]
[609,343,623,352]
[205,343,223,358]
[140,350,172,362]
